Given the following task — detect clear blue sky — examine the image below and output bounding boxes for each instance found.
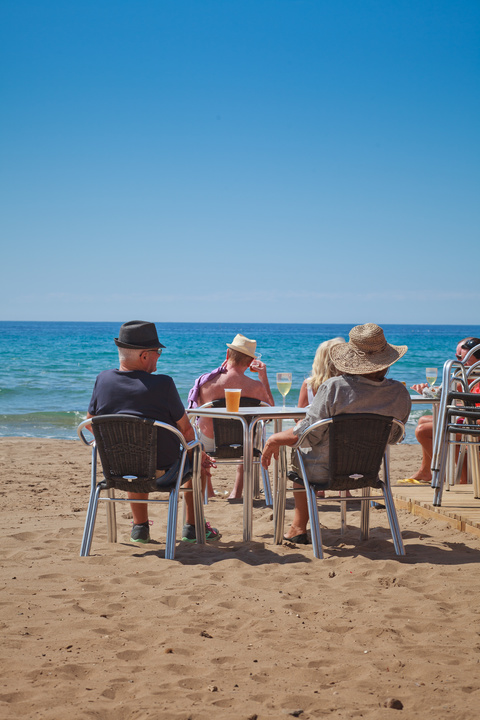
[1,1,479,324]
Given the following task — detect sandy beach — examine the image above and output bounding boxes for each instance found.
[1,437,480,719]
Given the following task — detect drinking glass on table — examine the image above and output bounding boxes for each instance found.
[426,367,438,387]
[276,372,292,408]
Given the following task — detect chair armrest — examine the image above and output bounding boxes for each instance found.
[292,418,333,448]
[77,418,95,446]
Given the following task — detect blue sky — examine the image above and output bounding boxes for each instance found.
[1,0,479,324]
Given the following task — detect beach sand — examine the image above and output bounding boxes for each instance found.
[1,437,480,719]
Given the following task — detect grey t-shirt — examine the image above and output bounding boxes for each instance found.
[292,374,412,482]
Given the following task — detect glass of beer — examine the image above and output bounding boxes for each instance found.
[225,388,241,412]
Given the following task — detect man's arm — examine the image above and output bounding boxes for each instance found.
[261,427,298,468]
[176,412,195,443]
[176,412,216,476]
[250,359,275,405]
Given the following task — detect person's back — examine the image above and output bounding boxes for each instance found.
[191,333,274,499]
[295,371,411,482]
[261,323,411,543]
[87,320,220,544]
[198,355,271,405]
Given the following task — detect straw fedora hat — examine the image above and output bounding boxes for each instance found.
[329,324,407,374]
[114,320,165,350]
[226,333,257,359]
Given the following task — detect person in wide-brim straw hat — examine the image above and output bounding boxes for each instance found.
[329,323,408,375]
[260,323,412,545]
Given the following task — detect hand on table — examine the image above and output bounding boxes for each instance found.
[411,383,429,395]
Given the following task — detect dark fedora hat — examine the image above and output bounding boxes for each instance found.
[114,320,165,350]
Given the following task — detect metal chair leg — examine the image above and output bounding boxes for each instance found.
[165,487,180,560]
[467,437,480,498]
[305,483,323,559]
[273,446,288,544]
[261,464,273,507]
[360,487,370,540]
[340,491,347,535]
[106,488,117,543]
[80,485,102,557]
[192,446,206,545]
[382,483,405,556]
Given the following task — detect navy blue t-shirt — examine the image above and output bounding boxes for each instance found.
[88,369,186,469]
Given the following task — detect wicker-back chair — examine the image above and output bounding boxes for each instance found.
[196,397,272,506]
[77,414,204,559]
[280,413,405,558]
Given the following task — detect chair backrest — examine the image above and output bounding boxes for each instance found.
[328,413,394,489]
[91,414,158,492]
[210,397,261,458]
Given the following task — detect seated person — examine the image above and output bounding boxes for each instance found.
[298,337,346,498]
[409,337,480,484]
[298,337,345,408]
[261,324,411,544]
[188,333,274,499]
[87,320,219,544]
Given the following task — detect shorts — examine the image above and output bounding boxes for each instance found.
[196,427,215,452]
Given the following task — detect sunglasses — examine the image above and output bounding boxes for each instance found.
[462,340,480,351]
[142,348,162,356]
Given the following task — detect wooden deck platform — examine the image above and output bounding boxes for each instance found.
[391,483,480,539]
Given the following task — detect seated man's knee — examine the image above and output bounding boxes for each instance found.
[416,419,432,442]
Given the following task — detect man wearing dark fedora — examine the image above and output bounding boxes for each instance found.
[261,323,412,544]
[87,320,219,544]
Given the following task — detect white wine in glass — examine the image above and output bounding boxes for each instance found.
[276,372,292,408]
[426,367,437,387]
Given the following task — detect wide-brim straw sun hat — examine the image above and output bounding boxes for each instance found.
[226,333,257,359]
[329,323,407,374]
[114,320,165,350]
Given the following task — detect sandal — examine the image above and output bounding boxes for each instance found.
[283,533,309,545]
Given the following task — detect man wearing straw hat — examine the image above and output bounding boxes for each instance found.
[261,324,411,544]
[188,333,274,499]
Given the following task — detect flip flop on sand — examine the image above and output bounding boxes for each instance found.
[398,477,431,485]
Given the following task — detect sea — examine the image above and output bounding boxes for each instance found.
[1,321,479,445]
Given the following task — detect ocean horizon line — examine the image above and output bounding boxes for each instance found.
[2,320,480,328]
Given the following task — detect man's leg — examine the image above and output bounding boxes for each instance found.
[228,466,244,500]
[128,493,149,524]
[412,416,433,482]
[181,466,220,541]
[182,465,212,525]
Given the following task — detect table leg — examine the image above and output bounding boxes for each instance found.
[243,417,253,541]
[272,419,287,544]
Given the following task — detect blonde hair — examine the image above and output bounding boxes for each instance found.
[307,337,346,394]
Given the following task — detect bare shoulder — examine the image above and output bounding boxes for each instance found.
[199,373,268,404]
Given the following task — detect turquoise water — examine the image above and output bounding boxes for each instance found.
[1,321,479,443]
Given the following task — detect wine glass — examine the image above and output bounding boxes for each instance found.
[426,367,437,387]
[276,372,292,408]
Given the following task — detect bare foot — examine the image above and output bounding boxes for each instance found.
[411,471,432,482]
